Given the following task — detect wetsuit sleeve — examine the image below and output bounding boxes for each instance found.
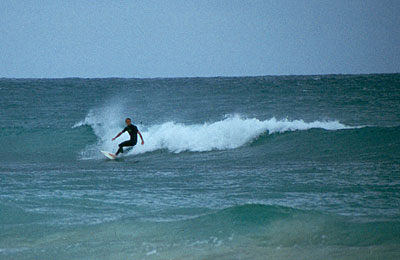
[122,127,127,133]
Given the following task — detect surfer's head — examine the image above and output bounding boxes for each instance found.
[125,118,132,125]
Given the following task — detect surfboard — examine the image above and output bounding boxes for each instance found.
[101,150,117,160]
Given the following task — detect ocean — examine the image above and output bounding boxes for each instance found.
[0,74,399,259]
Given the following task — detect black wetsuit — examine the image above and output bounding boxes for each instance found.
[116,124,139,155]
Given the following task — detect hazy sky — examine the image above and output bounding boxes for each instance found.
[1,0,399,78]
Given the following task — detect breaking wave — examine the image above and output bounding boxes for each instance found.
[73,106,352,158]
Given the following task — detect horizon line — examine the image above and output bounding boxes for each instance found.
[1,72,399,80]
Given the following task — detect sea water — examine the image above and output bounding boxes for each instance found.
[0,75,399,259]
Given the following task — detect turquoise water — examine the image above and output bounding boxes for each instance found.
[1,74,400,259]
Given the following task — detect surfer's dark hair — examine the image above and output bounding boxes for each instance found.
[125,118,131,122]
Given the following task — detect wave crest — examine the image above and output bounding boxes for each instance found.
[134,115,350,154]
[74,112,351,158]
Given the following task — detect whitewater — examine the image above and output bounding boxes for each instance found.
[75,111,351,158]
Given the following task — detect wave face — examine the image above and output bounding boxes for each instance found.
[0,125,95,161]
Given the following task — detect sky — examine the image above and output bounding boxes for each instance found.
[1,0,399,78]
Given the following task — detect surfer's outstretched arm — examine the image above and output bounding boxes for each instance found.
[112,131,123,141]
[138,131,144,145]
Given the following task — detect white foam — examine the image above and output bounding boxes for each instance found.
[131,115,350,154]
[75,110,351,158]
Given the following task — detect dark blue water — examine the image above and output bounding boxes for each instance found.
[1,74,400,259]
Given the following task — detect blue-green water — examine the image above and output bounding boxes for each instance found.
[1,74,400,259]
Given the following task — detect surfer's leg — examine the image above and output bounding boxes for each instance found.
[116,146,123,155]
[116,140,135,155]
[116,141,128,155]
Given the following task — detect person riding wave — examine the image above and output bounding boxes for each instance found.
[112,118,144,157]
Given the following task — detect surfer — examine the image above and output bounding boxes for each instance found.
[112,118,144,156]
